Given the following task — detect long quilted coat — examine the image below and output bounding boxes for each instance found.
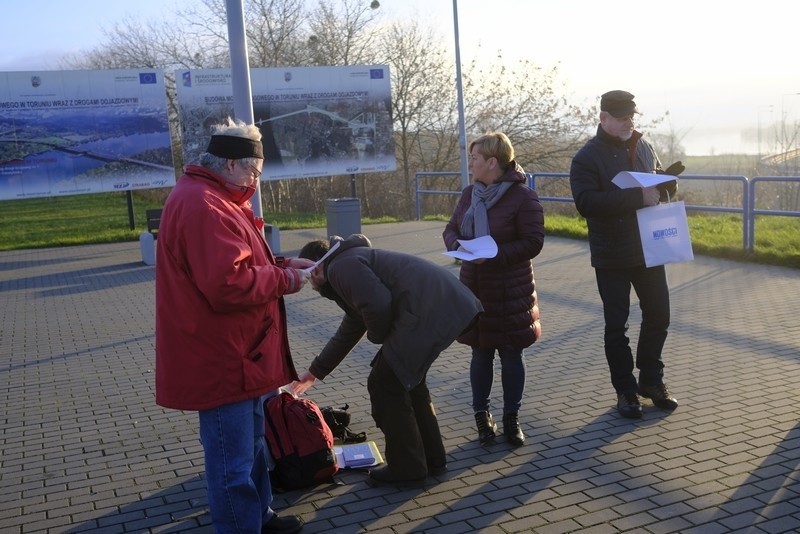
[443,162,545,350]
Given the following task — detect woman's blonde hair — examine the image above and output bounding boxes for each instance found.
[469,132,515,168]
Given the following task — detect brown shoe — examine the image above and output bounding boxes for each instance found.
[617,391,643,419]
[262,513,303,534]
[427,463,447,476]
[638,383,678,411]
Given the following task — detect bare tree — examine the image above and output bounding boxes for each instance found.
[371,21,459,218]
[62,18,166,70]
[306,0,382,66]
[461,55,596,173]
[246,0,309,67]
[58,3,608,220]
[649,131,688,167]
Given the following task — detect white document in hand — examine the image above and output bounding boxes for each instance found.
[443,235,498,261]
[303,241,340,272]
[612,171,678,189]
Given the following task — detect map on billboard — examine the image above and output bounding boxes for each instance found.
[176,65,396,181]
[0,69,175,201]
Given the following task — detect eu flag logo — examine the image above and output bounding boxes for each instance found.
[139,72,157,84]
[369,69,383,79]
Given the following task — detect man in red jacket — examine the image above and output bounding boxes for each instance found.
[155,117,309,533]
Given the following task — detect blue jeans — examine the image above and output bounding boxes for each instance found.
[198,396,275,533]
[470,347,526,414]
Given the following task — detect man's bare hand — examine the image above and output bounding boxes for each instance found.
[642,186,660,206]
[286,257,314,270]
[289,371,317,396]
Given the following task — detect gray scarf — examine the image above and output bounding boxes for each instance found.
[459,180,514,238]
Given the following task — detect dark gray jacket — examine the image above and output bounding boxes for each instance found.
[309,234,483,391]
[570,126,663,269]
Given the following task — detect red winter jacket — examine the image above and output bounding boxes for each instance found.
[155,165,298,411]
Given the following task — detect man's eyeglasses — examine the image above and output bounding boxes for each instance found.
[243,161,262,179]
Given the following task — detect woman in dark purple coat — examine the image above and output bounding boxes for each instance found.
[443,132,545,446]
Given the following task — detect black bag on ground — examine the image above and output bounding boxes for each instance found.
[320,403,368,444]
[264,392,339,490]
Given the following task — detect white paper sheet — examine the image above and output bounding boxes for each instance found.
[303,241,340,272]
[612,171,678,189]
[443,235,498,261]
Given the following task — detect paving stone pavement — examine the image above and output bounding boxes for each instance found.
[1,221,799,533]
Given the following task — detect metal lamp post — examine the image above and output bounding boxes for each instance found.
[779,92,800,156]
[757,105,774,175]
[224,0,262,220]
[452,0,469,189]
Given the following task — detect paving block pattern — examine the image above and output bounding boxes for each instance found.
[1,221,799,533]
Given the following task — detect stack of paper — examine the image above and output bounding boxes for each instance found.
[612,171,678,189]
[443,235,498,262]
[334,441,384,468]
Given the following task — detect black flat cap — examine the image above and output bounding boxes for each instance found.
[600,90,639,118]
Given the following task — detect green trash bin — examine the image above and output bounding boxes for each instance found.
[325,197,361,238]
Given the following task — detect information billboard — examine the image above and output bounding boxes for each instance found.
[176,65,396,181]
[0,69,174,201]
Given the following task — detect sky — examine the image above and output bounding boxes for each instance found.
[2,0,798,156]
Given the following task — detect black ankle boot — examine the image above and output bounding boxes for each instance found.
[503,413,525,446]
[474,411,497,444]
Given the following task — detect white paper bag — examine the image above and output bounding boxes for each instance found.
[636,201,694,267]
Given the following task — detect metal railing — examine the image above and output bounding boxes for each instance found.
[414,172,463,220]
[414,171,800,253]
[749,176,800,251]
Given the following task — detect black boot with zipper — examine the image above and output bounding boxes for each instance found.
[474,411,497,444]
[503,413,525,446]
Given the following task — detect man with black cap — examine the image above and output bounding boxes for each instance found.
[155,117,308,533]
[569,90,680,419]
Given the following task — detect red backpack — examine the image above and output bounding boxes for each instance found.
[264,392,339,490]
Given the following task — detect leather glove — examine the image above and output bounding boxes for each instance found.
[655,161,682,202]
[656,179,678,202]
[657,161,685,176]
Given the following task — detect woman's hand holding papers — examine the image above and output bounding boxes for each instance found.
[458,246,487,264]
[443,235,497,263]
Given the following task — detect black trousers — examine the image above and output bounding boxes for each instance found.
[595,265,670,394]
[366,350,446,478]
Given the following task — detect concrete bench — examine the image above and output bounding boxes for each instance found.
[146,208,162,238]
[139,209,162,265]
[139,209,279,265]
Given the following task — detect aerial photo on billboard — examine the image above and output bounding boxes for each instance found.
[176,65,396,181]
[0,69,175,201]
